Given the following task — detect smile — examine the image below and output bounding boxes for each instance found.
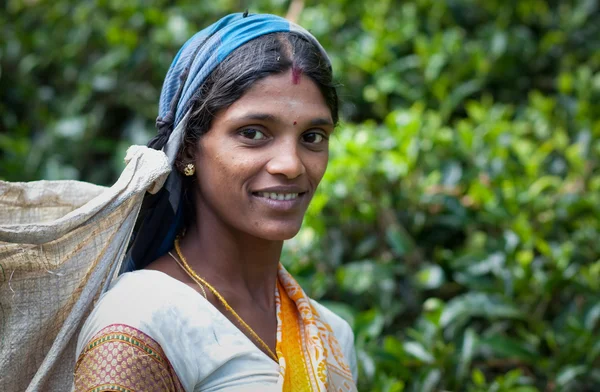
[250,190,307,211]
[256,192,299,201]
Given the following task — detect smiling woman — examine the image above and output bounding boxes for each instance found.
[189,71,333,242]
[73,13,357,392]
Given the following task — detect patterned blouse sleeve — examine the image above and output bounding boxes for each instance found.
[74,323,185,392]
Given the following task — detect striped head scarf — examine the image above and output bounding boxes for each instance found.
[121,12,331,272]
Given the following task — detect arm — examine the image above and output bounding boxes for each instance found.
[74,323,185,392]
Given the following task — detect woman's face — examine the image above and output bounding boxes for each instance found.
[191,69,334,241]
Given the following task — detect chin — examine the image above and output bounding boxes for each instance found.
[253,222,303,241]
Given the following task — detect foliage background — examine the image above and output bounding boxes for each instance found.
[2,0,599,391]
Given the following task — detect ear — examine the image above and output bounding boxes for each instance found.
[175,141,198,174]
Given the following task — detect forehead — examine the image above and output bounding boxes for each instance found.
[220,70,332,121]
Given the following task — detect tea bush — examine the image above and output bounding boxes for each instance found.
[1,0,599,391]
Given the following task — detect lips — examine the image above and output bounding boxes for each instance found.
[250,187,308,211]
[256,192,300,201]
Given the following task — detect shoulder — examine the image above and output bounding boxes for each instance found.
[77,269,217,351]
[77,270,195,345]
[77,270,280,389]
[76,270,210,390]
[310,299,354,341]
[310,299,359,382]
[74,322,186,392]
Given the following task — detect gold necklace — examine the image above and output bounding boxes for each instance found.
[168,251,208,299]
[173,238,278,361]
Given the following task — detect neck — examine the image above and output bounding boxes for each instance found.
[178,218,283,309]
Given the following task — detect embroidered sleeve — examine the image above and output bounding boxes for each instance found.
[74,324,185,392]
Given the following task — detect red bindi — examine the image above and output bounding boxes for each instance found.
[293,121,297,125]
[291,65,302,84]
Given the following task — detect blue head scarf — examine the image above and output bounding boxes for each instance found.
[121,12,331,273]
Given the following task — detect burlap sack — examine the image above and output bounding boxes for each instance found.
[0,146,170,392]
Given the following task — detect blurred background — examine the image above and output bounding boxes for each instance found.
[1,0,599,391]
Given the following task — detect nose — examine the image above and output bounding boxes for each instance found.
[265,140,306,179]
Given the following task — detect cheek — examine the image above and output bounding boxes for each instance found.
[204,154,237,188]
[197,150,255,200]
[305,151,329,186]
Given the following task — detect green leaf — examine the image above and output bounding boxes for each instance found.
[355,309,385,340]
[385,225,414,256]
[584,303,600,331]
[472,368,486,386]
[403,341,434,364]
[440,293,523,328]
[556,365,588,387]
[336,261,377,294]
[479,335,538,362]
[420,369,441,392]
[458,328,477,381]
[415,264,445,289]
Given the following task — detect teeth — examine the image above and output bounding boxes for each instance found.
[259,192,299,200]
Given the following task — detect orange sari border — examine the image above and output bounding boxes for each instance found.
[277,264,358,392]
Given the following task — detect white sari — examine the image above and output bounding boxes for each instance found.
[74,269,358,391]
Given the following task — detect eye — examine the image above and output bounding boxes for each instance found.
[302,132,327,144]
[239,128,267,140]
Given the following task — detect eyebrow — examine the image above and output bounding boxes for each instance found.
[309,117,335,127]
[231,112,334,127]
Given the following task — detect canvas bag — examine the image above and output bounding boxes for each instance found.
[0,146,170,392]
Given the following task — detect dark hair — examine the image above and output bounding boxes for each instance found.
[183,32,337,147]
[178,32,338,228]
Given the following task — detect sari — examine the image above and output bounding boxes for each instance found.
[73,265,357,391]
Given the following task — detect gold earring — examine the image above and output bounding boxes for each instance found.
[183,163,196,176]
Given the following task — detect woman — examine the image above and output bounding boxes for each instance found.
[74,12,358,392]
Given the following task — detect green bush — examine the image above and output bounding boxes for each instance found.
[2,0,599,391]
